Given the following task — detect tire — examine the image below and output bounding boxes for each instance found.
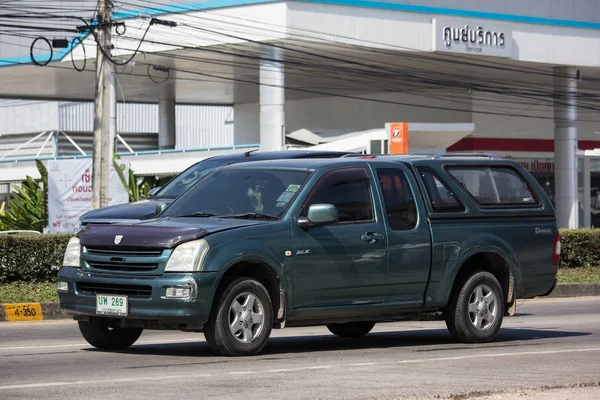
[327,321,376,338]
[78,318,143,350]
[204,278,273,356]
[445,271,505,343]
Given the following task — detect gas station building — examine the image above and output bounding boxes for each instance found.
[1,0,600,228]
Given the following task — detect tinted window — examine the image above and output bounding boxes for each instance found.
[377,169,417,230]
[155,160,229,199]
[162,169,310,219]
[417,167,464,212]
[302,168,374,223]
[447,166,537,206]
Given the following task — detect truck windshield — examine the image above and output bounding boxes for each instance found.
[161,169,311,219]
[154,160,229,199]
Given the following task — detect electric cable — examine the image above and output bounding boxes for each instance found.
[29,36,52,66]
[70,36,86,72]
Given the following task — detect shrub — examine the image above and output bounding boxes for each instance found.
[559,229,600,269]
[0,282,59,303]
[0,229,598,287]
[0,234,72,285]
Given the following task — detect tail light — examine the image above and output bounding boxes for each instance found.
[552,231,561,265]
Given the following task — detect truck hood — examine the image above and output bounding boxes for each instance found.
[78,218,269,249]
[79,199,169,224]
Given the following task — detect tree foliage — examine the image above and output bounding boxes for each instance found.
[112,158,170,202]
[0,160,47,232]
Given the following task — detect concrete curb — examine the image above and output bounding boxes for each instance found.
[0,283,598,322]
[0,302,69,322]
[545,282,600,298]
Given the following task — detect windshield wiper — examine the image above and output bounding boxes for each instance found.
[179,212,218,218]
[220,213,279,221]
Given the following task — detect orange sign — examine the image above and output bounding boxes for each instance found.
[388,122,409,154]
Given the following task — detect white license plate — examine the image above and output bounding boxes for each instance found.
[96,294,128,316]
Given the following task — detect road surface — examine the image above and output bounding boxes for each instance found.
[0,297,599,399]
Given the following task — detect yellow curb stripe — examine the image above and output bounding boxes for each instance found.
[3,303,44,322]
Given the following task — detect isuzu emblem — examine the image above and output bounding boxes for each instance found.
[114,235,123,244]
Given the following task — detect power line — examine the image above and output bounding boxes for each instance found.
[3,3,600,122]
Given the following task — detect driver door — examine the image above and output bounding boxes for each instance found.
[291,167,388,309]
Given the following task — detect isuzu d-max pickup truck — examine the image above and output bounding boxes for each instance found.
[57,153,559,356]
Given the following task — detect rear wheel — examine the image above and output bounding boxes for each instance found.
[78,318,143,350]
[445,271,505,343]
[204,278,273,356]
[327,321,376,338]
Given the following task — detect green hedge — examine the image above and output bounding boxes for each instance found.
[0,230,597,286]
[0,234,72,285]
[559,229,600,269]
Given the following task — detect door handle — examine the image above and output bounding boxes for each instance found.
[361,232,385,243]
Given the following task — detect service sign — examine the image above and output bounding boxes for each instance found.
[47,159,129,234]
[432,18,513,58]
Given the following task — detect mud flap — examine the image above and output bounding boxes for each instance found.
[505,275,516,316]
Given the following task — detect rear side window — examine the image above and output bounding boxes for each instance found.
[447,166,538,206]
[376,169,418,230]
[417,167,464,212]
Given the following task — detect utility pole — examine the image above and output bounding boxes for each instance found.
[91,0,112,209]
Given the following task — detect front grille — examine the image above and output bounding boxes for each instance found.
[87,261,158,272]
[85,246,164,257]
[77,282,152,297]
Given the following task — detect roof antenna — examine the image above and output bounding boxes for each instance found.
[243,149,259,157]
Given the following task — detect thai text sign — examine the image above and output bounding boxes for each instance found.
[47,159,129,234]
[432,18,513,58]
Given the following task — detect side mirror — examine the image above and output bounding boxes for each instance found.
[298,204,338,229]
[154,203,167,217]
[148,186,162,198]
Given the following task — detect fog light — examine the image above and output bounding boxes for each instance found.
[57,281,68,292]
[166,287,192,298]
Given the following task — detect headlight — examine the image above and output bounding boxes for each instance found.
[62,237,81,267]
[164,239,210,272]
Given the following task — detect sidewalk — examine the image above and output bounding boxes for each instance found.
[459,386,600,400]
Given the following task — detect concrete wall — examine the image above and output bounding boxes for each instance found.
[288,2,600,67]
[380,0,600,23]
[472,93,600,141]
[235,91,472,144]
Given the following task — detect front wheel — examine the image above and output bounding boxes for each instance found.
[204,278,273,356]
[327,321,376,338]
[78,318,143,350]
[445,271,505,343]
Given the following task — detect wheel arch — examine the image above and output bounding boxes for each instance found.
[448,251,513,309]
[212,259,287,326]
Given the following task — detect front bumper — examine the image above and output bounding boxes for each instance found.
[57,268,219,326]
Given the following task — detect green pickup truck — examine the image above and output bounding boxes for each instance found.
[57,153,559,356]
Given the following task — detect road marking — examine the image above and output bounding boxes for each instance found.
[392,347,600,364]
[0,374,213,391]
[1,347,599,391]
[0,337,201,351]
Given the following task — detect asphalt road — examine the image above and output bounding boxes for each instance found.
[0,297,599,400]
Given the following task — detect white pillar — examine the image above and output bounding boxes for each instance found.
[583,156,591,228]
[158,99,176,149]
[259,45,285,151]
[109,66,117,155]
[234,103,259,145]
[553,67,579,229]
